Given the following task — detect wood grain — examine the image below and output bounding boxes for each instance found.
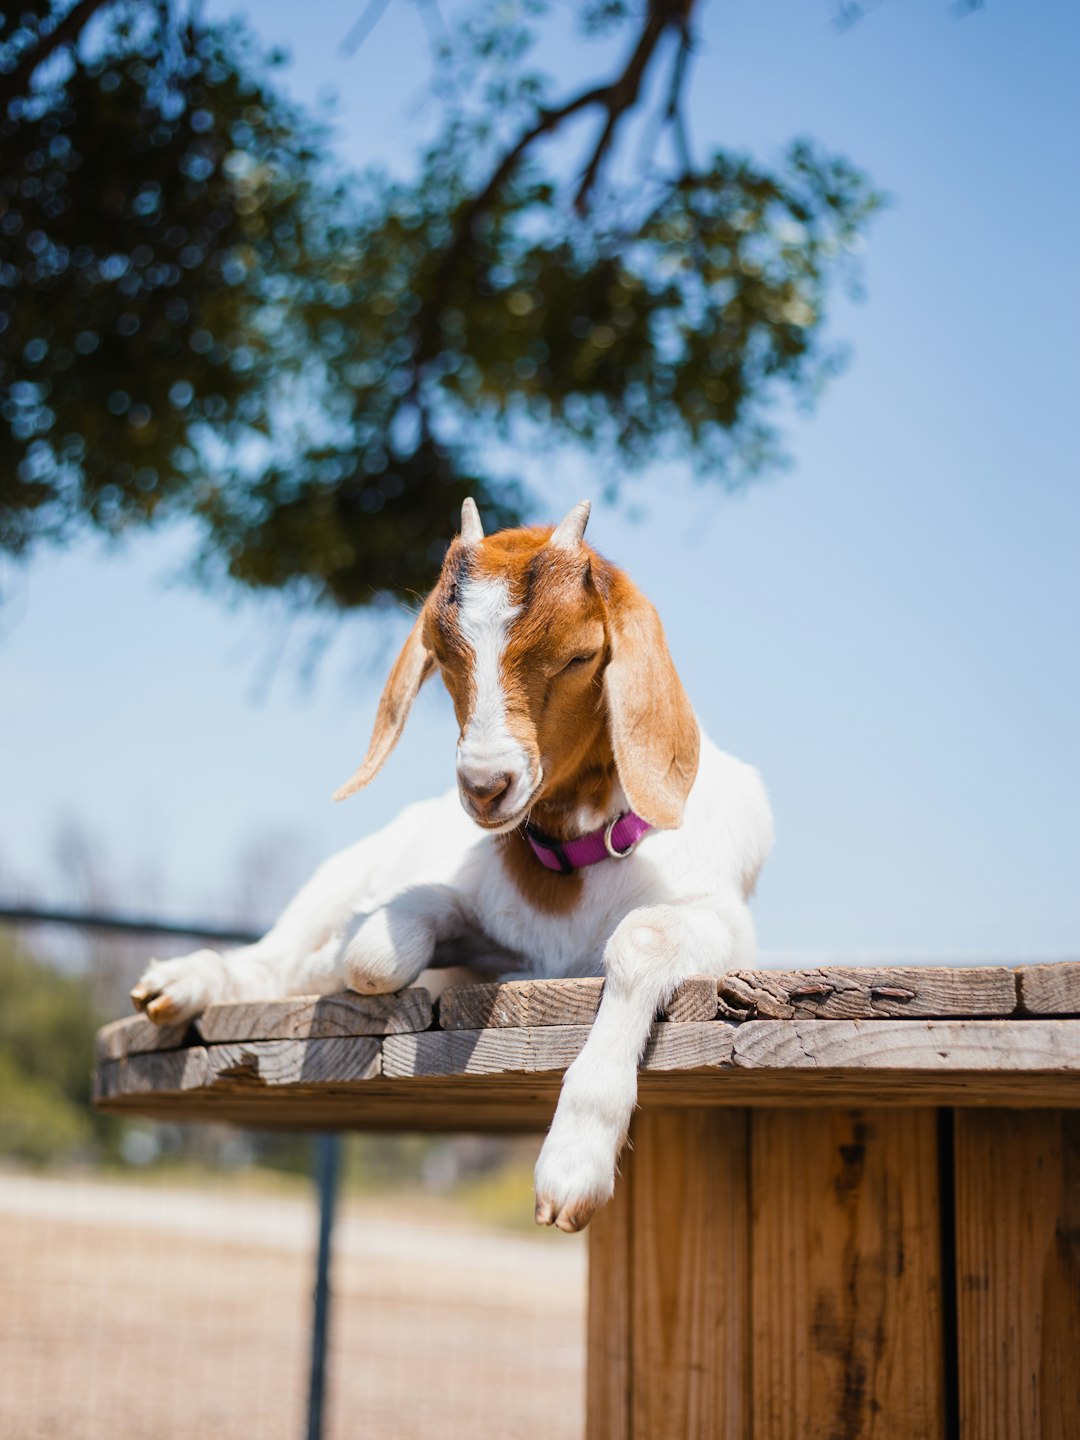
[384,1025,591,1078]
[438,975,717,1030]
[586,1140,634,1440]
[719,966,1017,1020]
[751,1108,944,1439]
[204,1036,382,1089]
[586,1108,750,1440]
[954,1110,1080,1439]
[95,1014,192,1062]
[196,988,432,1042]
[92,1067,563,1132]
[383,1022,736,1080]
[1016,961,1080,1016]
[629,1108,749,1440]
[93,1047,209,1102]
[732,1017,1080,1073]
[93,1019,1080,1129]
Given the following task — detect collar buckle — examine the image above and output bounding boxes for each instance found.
[604,815,641,859]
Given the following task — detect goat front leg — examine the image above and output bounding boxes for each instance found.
[132,834,398,1024]
[534,898,755,1233]
[317,884,469,997]
[132,883,468,1023]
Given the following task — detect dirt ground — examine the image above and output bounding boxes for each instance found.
[0,1172,585,1440]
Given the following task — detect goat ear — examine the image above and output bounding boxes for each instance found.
[333,609,435,801]
[603,580,699,830]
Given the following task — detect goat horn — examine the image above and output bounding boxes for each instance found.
[548,499,591,550]
[460,497,484,545]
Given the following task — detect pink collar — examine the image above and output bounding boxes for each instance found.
[524,812,652,874]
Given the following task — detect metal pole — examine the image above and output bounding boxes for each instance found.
[0,903,260,946]
[307,1133,342,1440]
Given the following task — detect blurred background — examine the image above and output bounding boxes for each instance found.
[1,0,1077,1436]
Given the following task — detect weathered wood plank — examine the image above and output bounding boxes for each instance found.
[204,1036,382,1089]
[751,1108,944,1439]
[438,975,717,1030]
[93,1064,1080,1128]
[719,965,1017,1020]
[1016,961,1080,1016]
[629,1108,749,1440]
[95,1014,192,1062]
[93,1047,210,1102]
[955,1110,1080,1439]
[384,1025,589,1078]
[196,988,431,1043]
[660,977,719,1023]
[732,1017,1080,1073]
[93,1019,1080,1128]
[383,1022,736,1079]
[92,1073,563,1133]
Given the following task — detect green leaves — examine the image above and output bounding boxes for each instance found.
[1,0,881,610]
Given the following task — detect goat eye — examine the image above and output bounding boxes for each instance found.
[560,650,597,673]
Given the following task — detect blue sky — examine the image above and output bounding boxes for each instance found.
[2,0,1078,959]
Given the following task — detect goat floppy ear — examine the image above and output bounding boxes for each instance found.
[603,579,700,830]
[333,609,435,801]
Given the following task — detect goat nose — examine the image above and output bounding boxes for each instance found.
[459,771,512,812]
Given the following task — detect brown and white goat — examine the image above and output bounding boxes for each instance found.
[132,499,773,1231]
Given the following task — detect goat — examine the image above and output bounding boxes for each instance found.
[131,499,773,1231]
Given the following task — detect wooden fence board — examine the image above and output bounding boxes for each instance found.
[629,1108,749,1440]
[750,1108,944,1439]
[954,1110,1080,1439]
[586,1143,634,1440]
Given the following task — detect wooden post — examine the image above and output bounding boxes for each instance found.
[588,1108,945,1440]
[954,1110,1080,1439]
[587,1108,750,1439]
[750,1109,945,1440]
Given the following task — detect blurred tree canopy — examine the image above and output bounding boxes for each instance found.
[1,0,881,608]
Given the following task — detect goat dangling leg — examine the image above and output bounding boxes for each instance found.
[533,898,756,1233]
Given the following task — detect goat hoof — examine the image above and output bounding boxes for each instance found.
[130,951,223,1025]
[534,1191,603,1233]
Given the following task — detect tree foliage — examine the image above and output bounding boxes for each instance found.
[1,0,881,608]
[0,931,105,1161]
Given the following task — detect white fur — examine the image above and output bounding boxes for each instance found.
[134,733,772,1230]
[453,574,537,821]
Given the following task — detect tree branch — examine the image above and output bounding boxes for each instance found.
[0,0,113,116]
[412,0,697,373]
[442,0,697,263]
[665,24,694,175]
[573,0,676,214]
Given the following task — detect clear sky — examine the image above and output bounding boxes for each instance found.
[2,0,1078,960]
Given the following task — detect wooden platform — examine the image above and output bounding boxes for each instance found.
[93,964,1080,1440]
[95,963,1080,1131]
